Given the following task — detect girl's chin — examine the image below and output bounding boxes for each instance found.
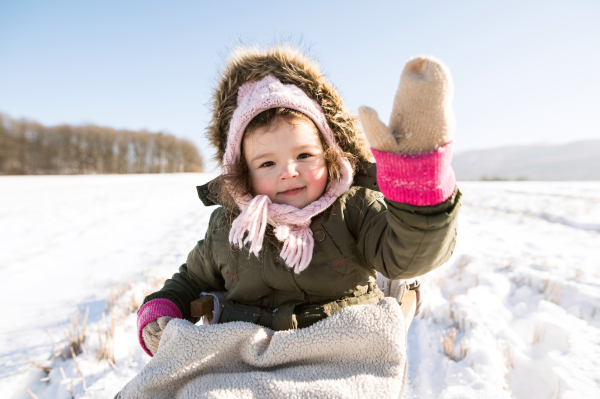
[276,200,307,208]
[272,196,310,209]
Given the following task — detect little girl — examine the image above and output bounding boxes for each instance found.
[137,45,461,356]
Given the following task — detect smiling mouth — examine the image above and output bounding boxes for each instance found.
[278,187,305,196]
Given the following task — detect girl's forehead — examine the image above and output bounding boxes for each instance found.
[244,118,321,150]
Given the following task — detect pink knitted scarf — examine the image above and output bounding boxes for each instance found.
[223,75,353,274]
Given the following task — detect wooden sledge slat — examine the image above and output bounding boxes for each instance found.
[191,295,214,318]
[400,289,417,329]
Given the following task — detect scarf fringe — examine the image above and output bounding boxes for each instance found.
[275,225,314,273]
[229,195,270,257]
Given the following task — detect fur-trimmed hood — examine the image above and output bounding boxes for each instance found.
[207,44,372,168]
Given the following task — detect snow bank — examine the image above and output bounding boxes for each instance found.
[1,176,599,398]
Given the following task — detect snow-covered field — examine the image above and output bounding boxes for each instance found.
[1,175,599,399]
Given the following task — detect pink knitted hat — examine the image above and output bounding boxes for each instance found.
[223,75,353,273]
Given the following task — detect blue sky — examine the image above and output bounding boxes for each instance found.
[1,0,599,170]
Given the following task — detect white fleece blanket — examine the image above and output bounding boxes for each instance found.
[119,298,407,399]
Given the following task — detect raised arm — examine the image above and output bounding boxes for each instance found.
[353,56,460,279]
[347,186,460,279]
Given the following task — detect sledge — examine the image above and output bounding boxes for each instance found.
[118,277,418,399]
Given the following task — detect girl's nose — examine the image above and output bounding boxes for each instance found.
[280,161,299,180]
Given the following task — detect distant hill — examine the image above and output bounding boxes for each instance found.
[452,140,600,181]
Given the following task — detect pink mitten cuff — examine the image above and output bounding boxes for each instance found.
[372,141,456,206]
[137,298,182,356]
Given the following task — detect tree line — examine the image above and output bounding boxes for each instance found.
[0,113,203,175]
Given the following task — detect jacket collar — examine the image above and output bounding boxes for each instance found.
[196,181,220,207]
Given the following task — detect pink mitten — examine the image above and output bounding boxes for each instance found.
[137,298,182,356]
[359,57,456,206]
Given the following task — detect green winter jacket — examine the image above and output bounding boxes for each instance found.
[143,163,461,331]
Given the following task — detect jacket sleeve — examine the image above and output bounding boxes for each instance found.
[347,186,461,280]
[141,209,228,323]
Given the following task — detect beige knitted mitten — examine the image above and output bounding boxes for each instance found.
[142,316,173,356]
[359,56,455,154]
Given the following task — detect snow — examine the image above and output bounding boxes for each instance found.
[405,182,600,399]
[1,176,599,398]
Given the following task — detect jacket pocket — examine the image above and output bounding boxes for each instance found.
[221,242,242,290]
[312,225,351,276]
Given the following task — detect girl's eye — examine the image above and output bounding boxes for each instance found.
[297,153,311,159]
[260,161,275,168]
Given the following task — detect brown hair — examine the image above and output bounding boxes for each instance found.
[211,107,356,212]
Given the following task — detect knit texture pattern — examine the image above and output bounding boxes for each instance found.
[141,316,172,356]
[224,75,353,274]
[119,298,407,399]
[359,56,455,154]
[137,298,182,357]
[372,141,456,206]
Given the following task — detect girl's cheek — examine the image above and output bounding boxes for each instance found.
[313,167,327,181]
[248,169,262,192]
[305,161,327,179]
[251,170,276,197]
[253,181,270,197]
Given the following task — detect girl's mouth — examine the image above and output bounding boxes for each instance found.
[279,187,304,196]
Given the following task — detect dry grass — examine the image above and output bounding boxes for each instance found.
[545,282,563,305]
[458,256,471,279]
[106,274,165,316]
[438,275,446,293]
[22,274,167,399]
[499,259,514,270]
[37,273,166,379]
[69,346,87,393]
[422,324,432,348]
[540,278,550,293]
[46,328,66,360]
[532,321,546,345]
[498,340,514,378]
[25,388,40,399]
[448,295,468,330]
[96,310,116,364]
[418,304,431,319]
[440,328,468,362]
[23,356,51,374]
[106,280,134,312]
[62,307,89,357]
[128,292,141,313]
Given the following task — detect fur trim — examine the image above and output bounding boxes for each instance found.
[207,44,372,168]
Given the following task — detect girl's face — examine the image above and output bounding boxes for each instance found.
[243,117,328,209]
